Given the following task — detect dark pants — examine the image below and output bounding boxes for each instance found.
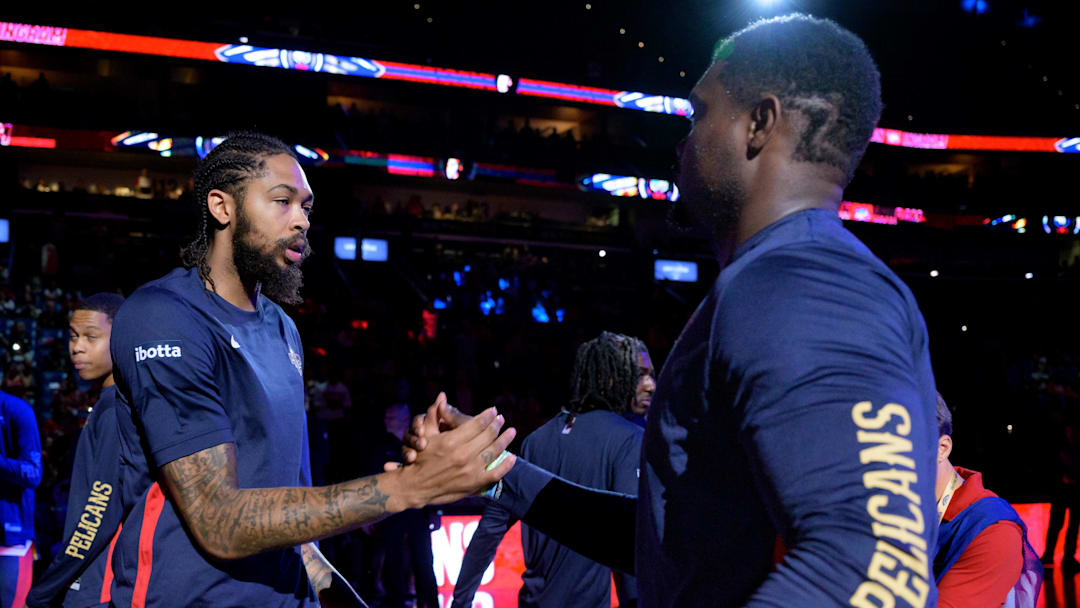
[1044,483,1080,561]
[380,510,438,608]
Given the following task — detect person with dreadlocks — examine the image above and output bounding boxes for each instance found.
[451,332,651,608]
[27,293,152,608]
[404,14,940,608]
[105,131,516,607]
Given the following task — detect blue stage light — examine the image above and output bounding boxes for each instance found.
[531,302,550,323]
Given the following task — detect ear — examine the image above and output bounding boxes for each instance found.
[746,94,781,157]
[207,188,235,228]
[937,434,953,463]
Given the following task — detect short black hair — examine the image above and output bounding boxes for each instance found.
[76,292,125,322]
[567,332,648,415]
[712,13,882,184]
[180,131,296,289]
[936,392,953,437]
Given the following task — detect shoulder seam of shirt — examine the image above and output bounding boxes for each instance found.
[149,426,235,458]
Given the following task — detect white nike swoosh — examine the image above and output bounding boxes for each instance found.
[230,335,240,348]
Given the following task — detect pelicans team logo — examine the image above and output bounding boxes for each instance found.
[288,346,303,376]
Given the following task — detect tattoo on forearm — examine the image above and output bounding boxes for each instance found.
[301,543,333,594]
[161,443,392,559]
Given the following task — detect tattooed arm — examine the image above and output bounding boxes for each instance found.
[160,400,516,560]
[301,542,368,608]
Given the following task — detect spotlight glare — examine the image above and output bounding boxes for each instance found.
[598,249,607,258]
[1025,272,1034,279]
[930,270,939,277]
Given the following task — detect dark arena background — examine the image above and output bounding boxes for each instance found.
[1,2,1079,607]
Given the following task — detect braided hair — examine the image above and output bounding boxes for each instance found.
[180,131,295,289]
[567,331,648,415]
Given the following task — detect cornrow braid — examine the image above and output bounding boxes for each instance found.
[567,331,647,415]
[179,131,296,290]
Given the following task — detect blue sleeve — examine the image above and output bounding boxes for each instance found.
[495,459,637,575]
[111,290,234,468]
[452,501,516,606]
[27,400,124,607]
[611,430,641,605]
[0,395,41,489]
[715,250,938,608]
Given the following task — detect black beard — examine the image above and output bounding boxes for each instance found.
[666,178,744,243]
[232,210,310,306]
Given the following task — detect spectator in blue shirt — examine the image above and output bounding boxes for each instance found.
[0,386,42,608]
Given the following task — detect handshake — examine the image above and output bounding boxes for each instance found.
[382,393,517,510]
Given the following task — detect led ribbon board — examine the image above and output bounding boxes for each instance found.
[838,202,926,225]
[581,174,680,201]
[515,79,692,116]
[10,21,1080,135]
[0,22,682,115]
[1,122,57,148]
[871,128,1080,154]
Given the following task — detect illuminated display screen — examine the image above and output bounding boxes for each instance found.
[870,128,1080,154]
[838,202,926,225]
[654,259,698,282]
[1,122,57,149]
[582,174,680,201]
[0,21,680,116]
[1041,215,1080,235]
[333,237,357,260]
[432,515,618,608]
[360,238,388,262]
[386,154,436,177]
[10,20,1080,134]
[0,219,9,243]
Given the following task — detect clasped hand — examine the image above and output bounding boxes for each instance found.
[385,393,515,508]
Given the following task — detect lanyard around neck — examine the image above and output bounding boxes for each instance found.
[938,470,964,523]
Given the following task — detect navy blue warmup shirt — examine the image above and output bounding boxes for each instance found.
[27,386,151,608]
[497,209,939,607]
[454,410,641,608]
[108,268,313,608]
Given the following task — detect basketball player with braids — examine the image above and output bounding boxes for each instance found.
[106,132,516,607]
[452,332,651,608]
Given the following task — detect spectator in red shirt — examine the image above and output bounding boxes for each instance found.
[933,393,1042,607]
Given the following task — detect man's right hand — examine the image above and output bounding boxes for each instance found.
[385,393,515,509]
